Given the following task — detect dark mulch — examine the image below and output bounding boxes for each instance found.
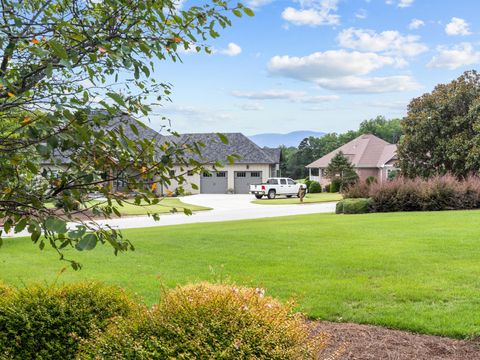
[313,321,480,360]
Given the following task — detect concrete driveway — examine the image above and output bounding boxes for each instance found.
[5,194,336,237]
[90,194,336,231]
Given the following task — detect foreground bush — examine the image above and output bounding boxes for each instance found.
[336,198,371,214]
[78,283,327,359]
[0,282,138,360]
[344,175,480,212]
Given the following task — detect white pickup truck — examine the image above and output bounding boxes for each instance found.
[250,178,307,199]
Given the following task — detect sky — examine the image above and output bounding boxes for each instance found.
[147,0,480,135]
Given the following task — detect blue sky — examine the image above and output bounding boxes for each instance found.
[148,0,480,135]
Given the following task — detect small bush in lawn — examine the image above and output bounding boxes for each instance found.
[0,282,139,360]
[78,282,328,359]
[308,181,322,193]
[336,198,371,214]
[329,180,341,193]
[304,177,312,188]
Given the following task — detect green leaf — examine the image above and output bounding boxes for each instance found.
[76,233,98,251]
[49,40,69,60]
[130,123,139,136]
[14,218,28,233]
[232,9,242,17]
[216,133,229,144]
[106,92,126,107]
[244,8,255,16]
[45,217,68,234]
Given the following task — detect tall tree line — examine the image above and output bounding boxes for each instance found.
[281,116,402,179]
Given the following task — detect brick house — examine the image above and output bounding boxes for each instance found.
[306,134,398,186]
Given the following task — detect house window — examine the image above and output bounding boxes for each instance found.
[236,172,246,178]
[216,172,226,177]
[311,168,319,176]
[250,171,260,177]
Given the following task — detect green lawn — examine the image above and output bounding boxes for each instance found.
[2,210,480,338]
[252,192,343,205]
[87,198,211,216]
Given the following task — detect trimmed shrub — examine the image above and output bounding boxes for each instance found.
[336,198,371,214]
[329,180,341,193]
[0,282,138,360]
[308,181,322,193]
[335,200,344,214]
[78,283,328,359]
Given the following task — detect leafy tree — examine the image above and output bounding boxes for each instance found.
[398,70,480,178]
[324,151,358,192]
[358,116,402,143]
[0,0,252,267]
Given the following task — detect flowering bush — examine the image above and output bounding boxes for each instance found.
[78,282,328,359]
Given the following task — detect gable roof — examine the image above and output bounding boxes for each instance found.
[166,133,279,164]
[306,134,397,168]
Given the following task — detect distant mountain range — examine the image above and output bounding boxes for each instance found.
[249,131,325,148]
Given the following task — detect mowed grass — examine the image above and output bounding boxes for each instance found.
[252,192,342,205]
[87,198,211,215]
[2,210,480,338]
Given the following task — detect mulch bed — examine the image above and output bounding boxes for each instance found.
[313,321,480,360]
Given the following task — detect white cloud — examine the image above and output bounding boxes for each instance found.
[246,0,273,8]
[267,50,421,93]
[355,9,368,19]
[428,43,480,69]
[282,0,340,27]
[445,17,471,36]
[268,50,396,81]
[231,89,339,103]
[398,0,413,8]
[385,0,413,7]
[238,102,264,111]
[337,28,428,57]
[315,75,420,93]
[408,18,425,30]
[160,105,233,123]
[219,43,242,56]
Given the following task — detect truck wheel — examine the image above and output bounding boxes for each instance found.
[268,190,276,199]
[255,194,263,199]
[286,195,292,198]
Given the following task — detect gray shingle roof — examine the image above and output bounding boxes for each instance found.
[166,133,279,164]
[262,147,281,163]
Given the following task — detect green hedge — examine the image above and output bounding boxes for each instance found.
[0,282,138,359]
[308,181,321,193]
[336,198,371,214]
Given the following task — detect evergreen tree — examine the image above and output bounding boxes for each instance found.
[324,152,358,192]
